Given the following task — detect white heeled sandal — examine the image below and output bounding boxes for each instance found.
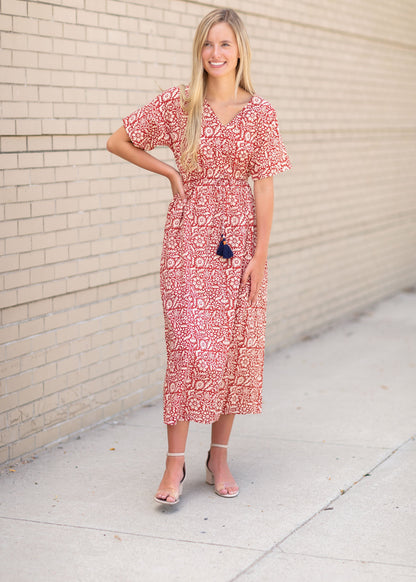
[154,452,186,506]
[206,443,239,498]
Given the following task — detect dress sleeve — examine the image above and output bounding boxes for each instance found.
[250,104,291,181]
[122,89,176,150]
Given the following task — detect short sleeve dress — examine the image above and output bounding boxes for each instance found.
[123,86,291,425]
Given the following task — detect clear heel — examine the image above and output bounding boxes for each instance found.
[205,465,215,485]
[205,444,239,498]
[154,452,186,506]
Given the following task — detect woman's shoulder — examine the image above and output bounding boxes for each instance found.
[153,85,182,104]
[149,86,187,117]
[247,96,280,128]
[250,95,277,116]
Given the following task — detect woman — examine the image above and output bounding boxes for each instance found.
[107,8,291,505]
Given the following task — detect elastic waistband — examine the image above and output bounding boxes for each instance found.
[183,176,249,185]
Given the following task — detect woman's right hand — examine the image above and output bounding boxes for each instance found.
[107,127,187,201]
[168,168,186,201]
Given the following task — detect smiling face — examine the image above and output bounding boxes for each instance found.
[201,22,240,80]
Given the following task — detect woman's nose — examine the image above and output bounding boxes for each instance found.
[212,45,221,58]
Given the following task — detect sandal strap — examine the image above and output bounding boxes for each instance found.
[211,443,228,448]
[167,452,185,456]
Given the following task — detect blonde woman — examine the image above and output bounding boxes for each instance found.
[107,8,291,505]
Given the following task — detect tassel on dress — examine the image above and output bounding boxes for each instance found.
[216,234,233,259]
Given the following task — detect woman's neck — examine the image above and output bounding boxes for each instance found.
[204,76,239,104]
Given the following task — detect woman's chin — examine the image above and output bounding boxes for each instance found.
[205,66,236,79]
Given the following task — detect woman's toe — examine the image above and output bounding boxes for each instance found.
[156,489,177,503]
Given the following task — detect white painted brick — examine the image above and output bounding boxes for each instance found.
[25,68,51,86]
[0,153,18,169]
[53,5,76,24]
[0,84,13,100]
[62,54,85,70]
[0,14,13,30]
[38,19,63,38]
[13,15,38,34]
[76,10,99,27]
[63,22,86,40]
[50,69,76,87]
[84,57,106,73]
[38,52,63,70]
[0,186,17,204]
[39,86,63,102]
[64,0,84,8]
[12,49,37,68]
[12,84,38,101]
[98,12,119,29]
[27,136,51,151]
[0,118,15,135]
[18,152,43,169]
[30,168,55,185]
[0,48,12,65]
[107,0,126,15]
[85,25,106,43]
[119,16,138,33]
[107,29,128,45]
[126,4,146,19]
[75,40,99,58]
[27,33,53,52]
[27,1,52,20]
[41,118,66,134]
[1,31,28,50]
[0,64,26,84]
[52,37,76,54]
[4,170,31,188]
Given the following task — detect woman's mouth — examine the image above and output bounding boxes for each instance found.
[209,61,226,68]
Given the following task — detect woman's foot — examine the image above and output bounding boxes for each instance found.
[206,444,239,497]
[154,454,186,505]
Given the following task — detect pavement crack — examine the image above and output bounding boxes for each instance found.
[230,432,416,581]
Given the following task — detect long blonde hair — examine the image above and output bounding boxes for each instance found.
[180,8,255,172]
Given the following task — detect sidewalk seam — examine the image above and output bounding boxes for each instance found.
[269,550,416,571]
[0,515,264,553]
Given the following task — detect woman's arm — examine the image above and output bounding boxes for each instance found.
[107,126,185,200]
[241,176,274,305]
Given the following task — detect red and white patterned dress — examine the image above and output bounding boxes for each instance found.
[123,86,291,425]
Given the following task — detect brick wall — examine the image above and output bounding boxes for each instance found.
[1,0,416,465]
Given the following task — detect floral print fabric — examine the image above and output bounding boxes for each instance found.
[123,86,291,424]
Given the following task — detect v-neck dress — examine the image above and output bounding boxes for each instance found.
[123,86,291,425]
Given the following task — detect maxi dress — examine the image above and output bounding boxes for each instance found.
[123,86,291,425]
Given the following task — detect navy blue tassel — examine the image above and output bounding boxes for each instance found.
[216,234,233,258]
[223,243,233,258]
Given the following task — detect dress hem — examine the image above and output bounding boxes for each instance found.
[163,407,262,426]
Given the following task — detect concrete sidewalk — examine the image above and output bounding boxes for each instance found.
[1,291,415,582]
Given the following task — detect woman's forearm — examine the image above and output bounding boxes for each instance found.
[253,176,274,261]
[107,125,176,180]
